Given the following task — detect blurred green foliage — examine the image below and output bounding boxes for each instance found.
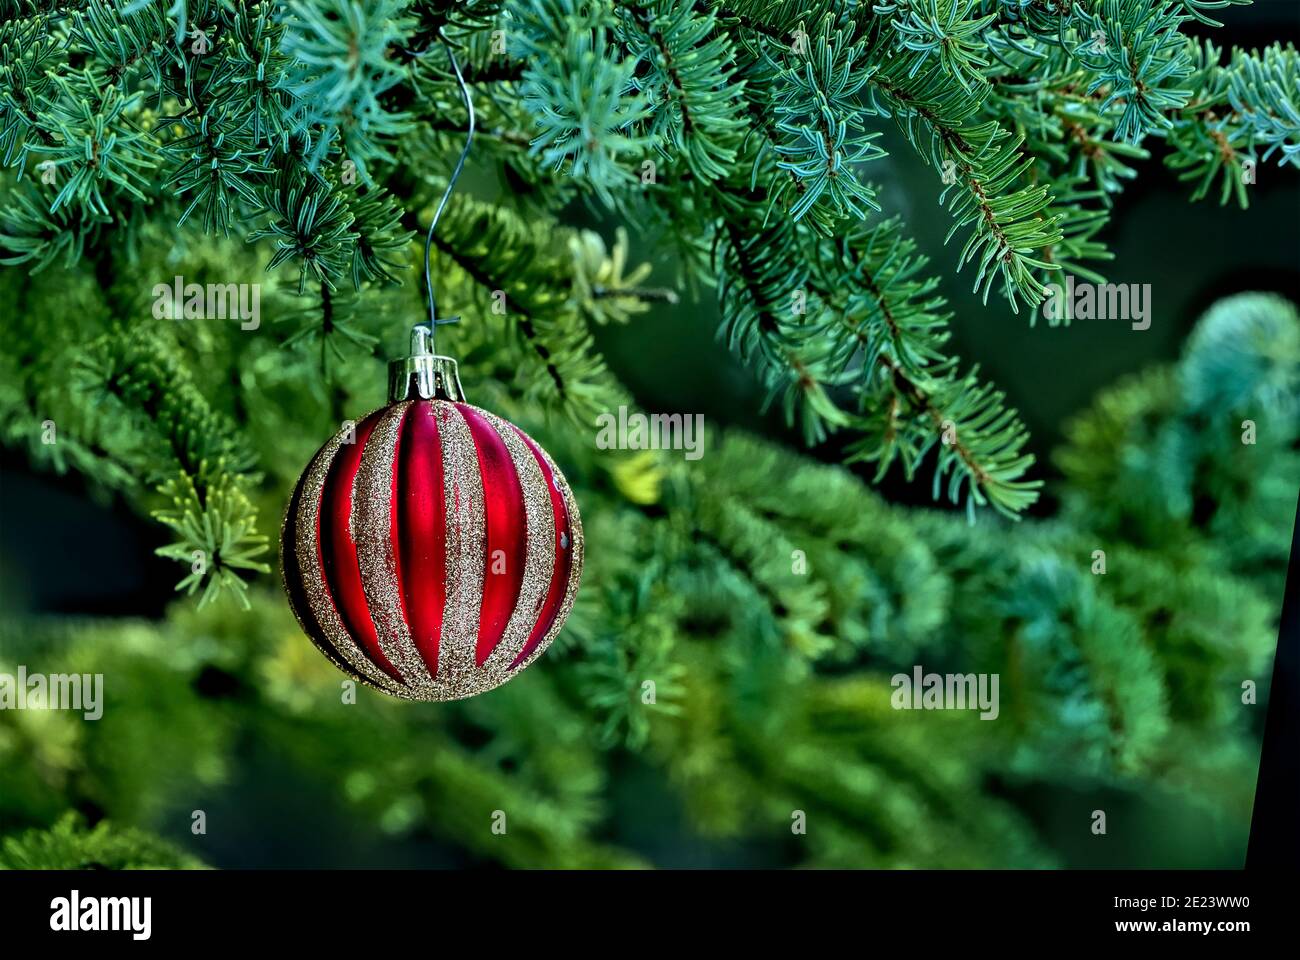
[1,260,1293,864]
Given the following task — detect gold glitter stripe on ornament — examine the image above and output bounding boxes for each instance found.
[511,441,585,677]
[352,402,438,697]
[295,421,408,697]
[432,401,488,701]
[475,407,555,682]
[280,472,367,685]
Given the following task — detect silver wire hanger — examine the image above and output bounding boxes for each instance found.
[420,38,476,355]
[388,37,475,403]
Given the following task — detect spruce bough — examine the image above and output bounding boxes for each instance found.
[0,1,1296,867]
[2,1,1296,601]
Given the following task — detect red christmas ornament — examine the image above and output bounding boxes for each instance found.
[281,329,584,701]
